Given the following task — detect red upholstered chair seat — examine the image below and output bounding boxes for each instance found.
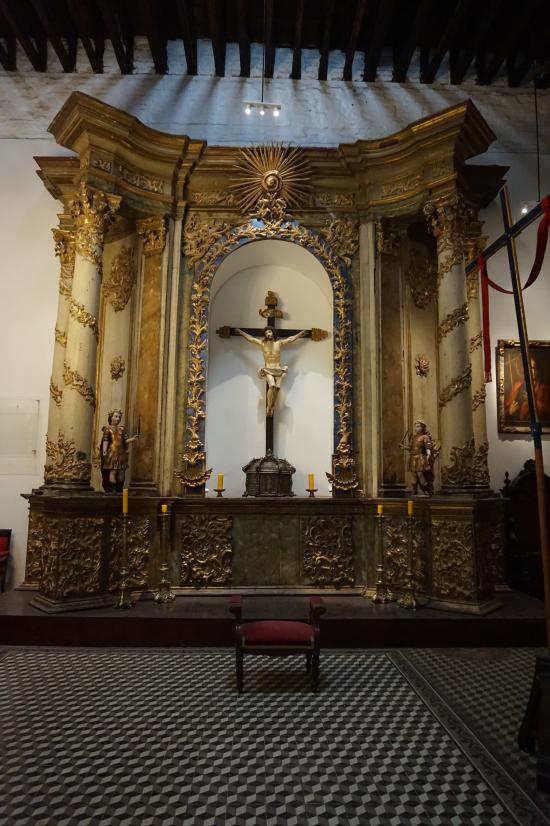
[0,530,11,593]
[241,620,314,648]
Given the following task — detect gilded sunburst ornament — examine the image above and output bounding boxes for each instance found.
[230,144,311,216]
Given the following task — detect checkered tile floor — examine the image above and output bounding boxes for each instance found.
[0,647,548,825]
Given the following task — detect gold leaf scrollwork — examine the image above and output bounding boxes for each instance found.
[384,519,427,595]
[179,515,232,586]
[183,213,232,268]
[110,356,126,381]
[414,354,430,377]
[25,511,46,585]
[49,379,62,407]
[375,218,400,256]
[109,518,151,591]
[381,173,422,198]
[44,433,91,482]
[230,144,312,215]
[118,165,164,194]
[63,362,96,408]
[438,303,469,341]
[440,439,489,487]
[302,516,354,585]
[466,270,480,300]
[405,246,438,308]
[53,228,75,296]
[431,519,475,601]
[424,196,468,277]
[103,246,135,311]
[317,192,355,208]
[473,441,490,487]
[69,298,98,338]
[54,326,67,347]
[70,183,120,273]
[320,218,359,268]
[439,364,472,407]
[39,517,103,600]
[472,386,486,411]
[470,332,482,353]
[136,215,167,256]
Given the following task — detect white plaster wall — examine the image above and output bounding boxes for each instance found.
[2,44,550,583]
[206,240,333,497]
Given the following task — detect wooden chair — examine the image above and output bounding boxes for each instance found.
[229,595,326,692]
[0,529,11,593]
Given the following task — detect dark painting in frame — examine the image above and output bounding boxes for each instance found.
[497,339,550,433]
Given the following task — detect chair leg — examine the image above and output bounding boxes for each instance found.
[305,653,312,673]
[236,649,244,693]
[311,651,320,692]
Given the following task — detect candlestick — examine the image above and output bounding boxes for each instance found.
[398,508,417,609]
[377,503,383,515]
[114,513,135,609]
[122,488,128,514]
[153,506,175,603]
[213,487,225,497]
[370,510,395,604]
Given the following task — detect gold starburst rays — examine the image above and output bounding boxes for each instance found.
[230,144,312,215]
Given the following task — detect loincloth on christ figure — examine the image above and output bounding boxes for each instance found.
[258,366,288,380]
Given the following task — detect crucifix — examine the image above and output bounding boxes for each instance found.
[216,291,328,454]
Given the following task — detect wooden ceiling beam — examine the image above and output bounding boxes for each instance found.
[450,0,501,84]
[0,0,46,70]
[207,0,225,76]
[343,0,367,81]
[420,0,473,83]
[291,0,304,80]
[30,0,76,72]
[139,0,167,74]
[364,0,394,82]
[392,0,432,82]
[264,0,275,78]
[507,53,533,87]
[175,0,197,75]
[236,0,250,76]
[96,0,133,74]
[318,0,335,80]
[66,0,104,73]
[477,0,535,85]
[0,13,16,71]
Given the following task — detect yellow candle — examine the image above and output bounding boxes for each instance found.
[122,488,129,514]
[407,499,414,517]
[217,473,224,490]
[161,503,168,514]
[377,503,383,515]
[308,473,315,490]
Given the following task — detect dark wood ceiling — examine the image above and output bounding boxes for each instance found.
[0,0,549,87]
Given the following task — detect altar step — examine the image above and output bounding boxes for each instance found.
[0,590,545,648]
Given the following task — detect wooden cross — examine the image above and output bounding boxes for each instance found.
[216,291,327,455]
[465,185,550,641]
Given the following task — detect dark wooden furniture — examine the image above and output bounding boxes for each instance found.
[0,529,11,593]
[229,595,326,692]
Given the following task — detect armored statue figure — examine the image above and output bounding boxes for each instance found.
[100,409,138,493]
[404,419,439,496]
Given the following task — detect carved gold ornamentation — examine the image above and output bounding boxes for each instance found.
[183,213,232,268]
[375,218,400,256]
[63,362,96,408]
[426,159,453,181]
[405,246,438,308]
[424,197,468,277]
[469,332,482,353]
[466,271,480,300]
[192,191,237,206]
[438,303,469,341]
[320,218,359,268]
[118,164,164,193]
[414,354,430,377]
[53,228,76,296]
[476,508,504,594]
[179,515,232,586]
[69,298,98,338]
[49,379,62,407]
[431,519,475,601]
[136,215,167,255]
[439,364,472,407]
[25,511,46,584]
[440,439,489,487]
[472,386,486,411]
[103,246,135,311]
[109,517,151,590]
[110,356,126,381]
[54,326,67,347]
[384,519,426,595]
[230,144,312,214]
[381,173,422,198]
[302,517,354,585]
[317,192,355,208]
[92,157,112,173]
[180,210,357,492]
[40,517,103,600]
[70,183,120,272]
[44,433,91,482]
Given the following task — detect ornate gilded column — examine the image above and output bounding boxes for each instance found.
[53,183,120,488]
[424,196,475,492]
[44,221,75,484]
[131,215,167,491]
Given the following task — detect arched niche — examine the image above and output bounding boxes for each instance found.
[206,239,333,497]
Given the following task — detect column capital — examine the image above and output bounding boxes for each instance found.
[70,183,121,269]
[136,215,167,255]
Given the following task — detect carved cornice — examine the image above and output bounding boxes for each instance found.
[63,362,96,408]
[438,303,469,341]
[69,298,98,338]
[103,246,135,311]
[44,433,91,482]
[136,215,167,255]
[439,364,472,407]
[320,218,359,268]
[70,183,120,270]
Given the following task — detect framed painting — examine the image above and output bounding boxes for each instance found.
[497,340,550,433]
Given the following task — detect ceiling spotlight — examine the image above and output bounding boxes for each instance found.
[521,202,529,215]
[243,101,282,118]
[273,107,280,117]
[244,104,252,115]
[260,107,265,116]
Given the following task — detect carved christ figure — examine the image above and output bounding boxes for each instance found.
[235,326,308,416]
